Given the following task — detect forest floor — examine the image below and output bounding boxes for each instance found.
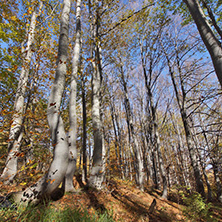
[52,178,185,222]
[51,177,222,222]
[1,176,222,222]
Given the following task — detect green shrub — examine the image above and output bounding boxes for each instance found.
[181,191,215,222]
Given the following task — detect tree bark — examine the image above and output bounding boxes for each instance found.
[65,0,82,193]
[1,1,43,183]
[191,119,212,201]
[81,69,87,184]
[212,162,222,203]
[12,0,71,203]
[140,41,167,198]
[182,0,222,87]
[88,0,105,189]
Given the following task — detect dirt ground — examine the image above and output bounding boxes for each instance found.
[1,176,222,222]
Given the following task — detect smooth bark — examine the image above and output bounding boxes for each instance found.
[1,1,43,183]
[65,0,82,192]
[81,71,87,183]
[88,0,105,189]
[183,0,222,87]
[13,0,71,203]
[140,39,167,198]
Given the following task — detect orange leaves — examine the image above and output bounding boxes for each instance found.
[0,154,5,159]
[15,151,25,157]
[86,57,95,62]
[46,179,55,184]
[27,6,33,15]
[10,15,17,22]
[52,143,57,147]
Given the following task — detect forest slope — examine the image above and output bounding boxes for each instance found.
[1,177,221,222]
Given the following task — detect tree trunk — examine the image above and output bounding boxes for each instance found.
[156,129,168,198]
[182,0,222,87]
[110,100,121,171]
[191,120,212,201]
[140,42,167,197]
[1,1,43,183]
[115,107,125,179]
[161,41,205,197]
[212,162,222,203]
[88,0,105,189]
[81,69,87,184]
[170,111,191,188]
[65,0,82,193]
[13,0,71,203]
[119,59,144,191]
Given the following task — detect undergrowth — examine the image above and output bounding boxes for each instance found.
[0,202,114,222]
[180,191,216,222]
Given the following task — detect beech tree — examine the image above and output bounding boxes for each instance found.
[182,0,222,87]
[1,1,43,183]
[10,0,71,203]
[87,0,105,189]
[118,56,145,191]
[1,0,222,207]
[140,19,168,198]
[65,0,82,193]
[159,19,209,197]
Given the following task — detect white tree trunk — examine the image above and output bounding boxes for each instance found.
[13,0,71,203]
[1,1,43,183]
[89,60,105,189]
[87,0,105,189]
[183,0,222,87]
[65,0,82,193]
[119,59,144,191]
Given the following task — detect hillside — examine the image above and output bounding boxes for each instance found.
[1,177,221,222]
[52,179,184,222]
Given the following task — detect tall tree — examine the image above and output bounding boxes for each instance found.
[65,0,82,193]
[118,57,145,191]
[1,1,43,183]
[182,0,222,87]
[140,38,168,198]
[159,24,206,197]
[12,0,71,203]
[88,0,105,189]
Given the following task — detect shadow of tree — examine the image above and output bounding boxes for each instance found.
[86,189,106,214]
[109,181,174,222]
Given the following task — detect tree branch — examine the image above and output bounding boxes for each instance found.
[101,3,155,36]
[200,0,222,40]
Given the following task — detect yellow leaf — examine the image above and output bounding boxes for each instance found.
[20,182,27,186]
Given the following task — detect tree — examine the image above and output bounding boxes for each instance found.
[87,0,105,189]
[159,20,206,197]
[1,1,43,183]
[12,0,71,203]
[140,22,168,198]
[182,0,222,87]
[65,0,82,193]
[118,56,145,191]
